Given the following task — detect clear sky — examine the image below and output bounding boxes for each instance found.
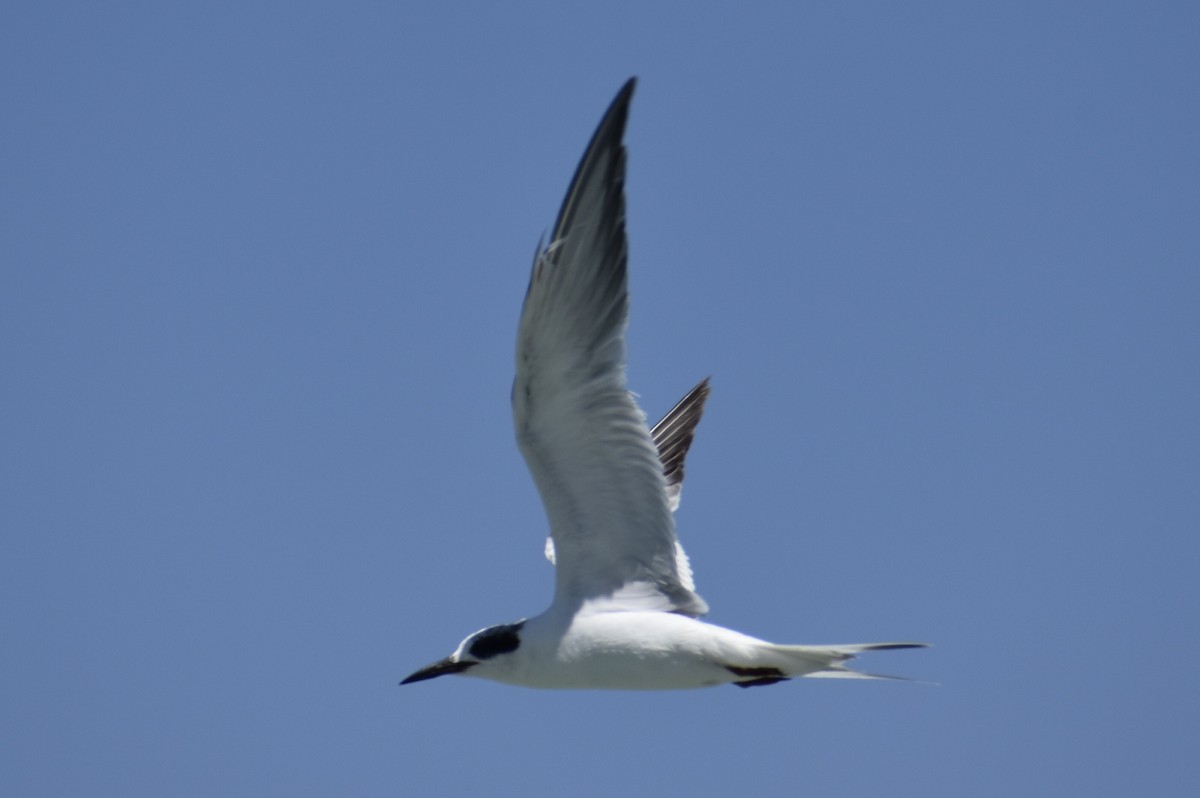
[3,2,1198,796]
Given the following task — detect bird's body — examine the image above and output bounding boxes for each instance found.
[402,79,927,691]
[434,608,917,691]
[455,609,750,692]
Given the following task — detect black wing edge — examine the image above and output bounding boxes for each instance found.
[548,77,637,243]
[521,78,637,319]
[651,378,712,494]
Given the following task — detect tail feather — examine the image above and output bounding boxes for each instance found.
[768,641,930,681]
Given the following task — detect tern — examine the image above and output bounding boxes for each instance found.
[402,79,927,690]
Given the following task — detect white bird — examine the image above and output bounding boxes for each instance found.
[402,79,927,690]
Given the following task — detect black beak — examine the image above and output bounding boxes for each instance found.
[400,657,477,685]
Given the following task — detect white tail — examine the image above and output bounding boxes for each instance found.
[760,642,930,683]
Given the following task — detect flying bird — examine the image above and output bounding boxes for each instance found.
[402,79,926,690]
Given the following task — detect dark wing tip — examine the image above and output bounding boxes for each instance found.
[548,78,637,243]
[652,378,712,489]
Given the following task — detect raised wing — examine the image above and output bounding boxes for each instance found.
[513,79,708,616]
[651,378,710,513]
[544,379,711,588]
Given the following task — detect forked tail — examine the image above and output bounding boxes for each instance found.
[731,642,930,688]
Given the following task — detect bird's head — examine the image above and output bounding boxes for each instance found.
[400,621,526,685]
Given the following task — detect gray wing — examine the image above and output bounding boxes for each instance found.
[513,79,708,616]
[544,378,712,592]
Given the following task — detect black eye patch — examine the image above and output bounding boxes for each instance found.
[468,622,525,660]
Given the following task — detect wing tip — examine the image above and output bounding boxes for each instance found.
[652,377,713,489]
[548,79,638,243]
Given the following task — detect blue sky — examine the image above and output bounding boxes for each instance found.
[3,2,1198,795]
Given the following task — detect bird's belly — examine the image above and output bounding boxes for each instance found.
[502,613,753,690]
[518,648,732,690]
